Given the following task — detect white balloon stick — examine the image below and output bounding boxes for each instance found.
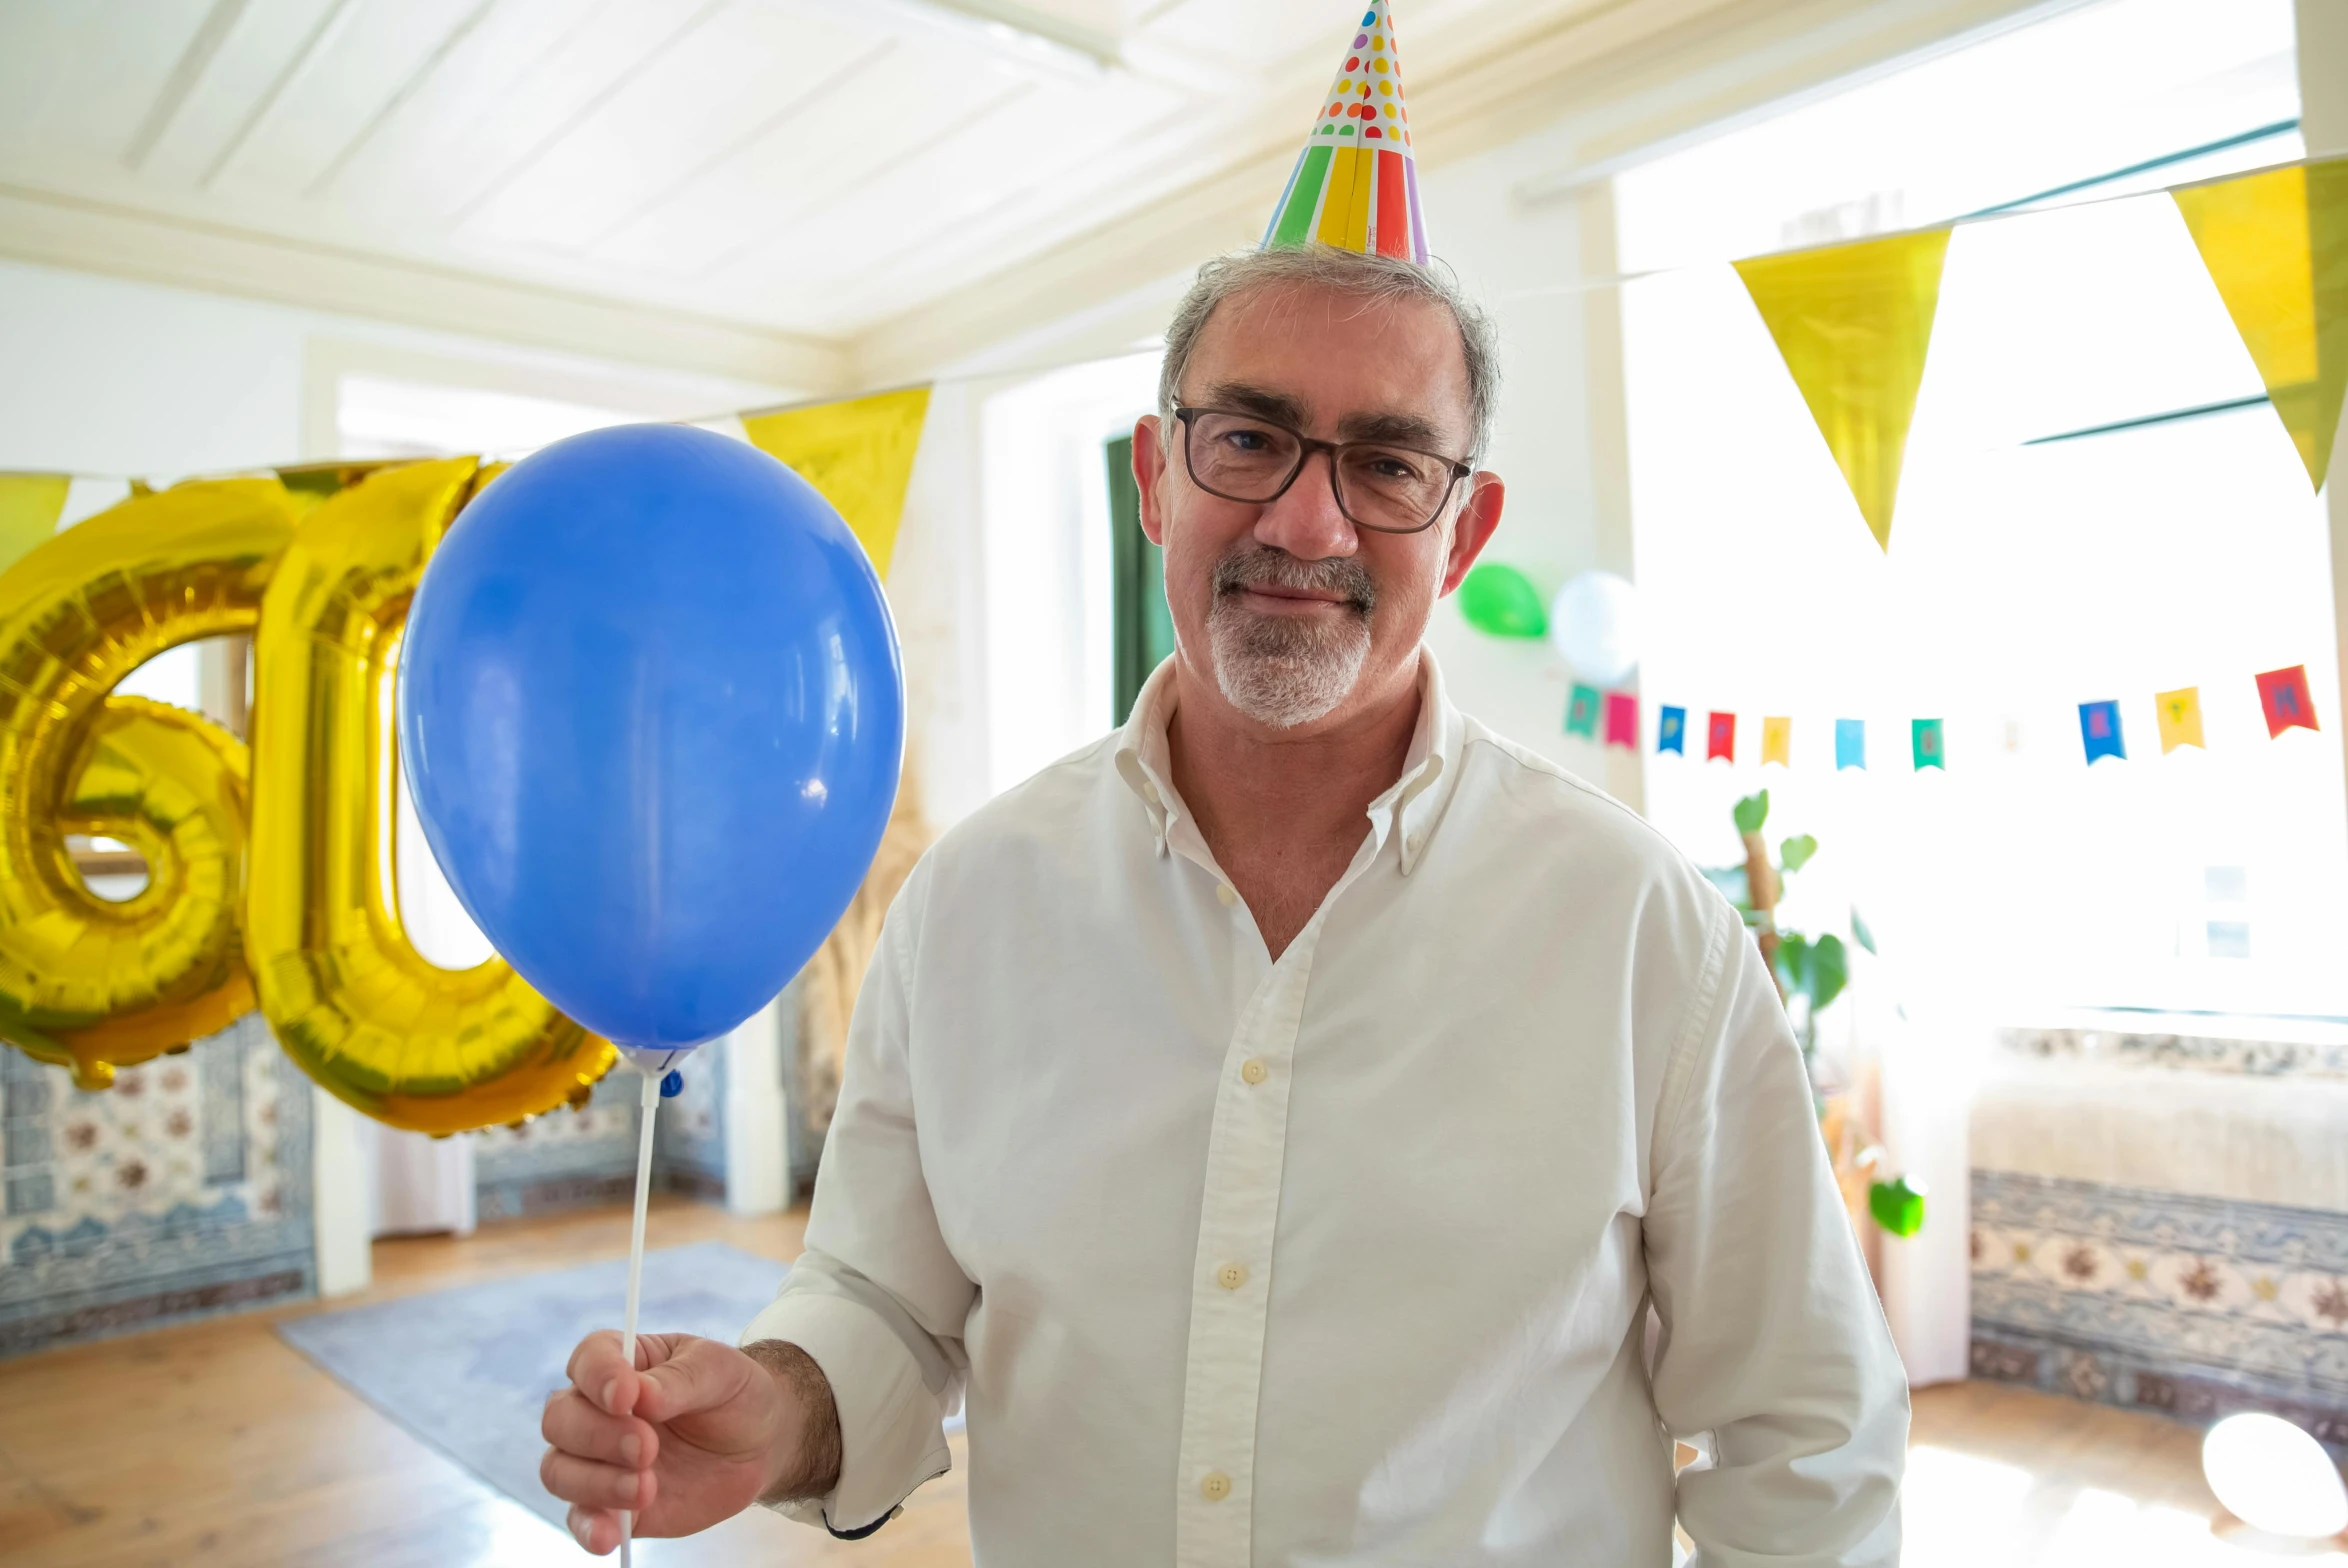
[619,1064,661,1568]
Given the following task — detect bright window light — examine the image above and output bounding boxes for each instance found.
[1615,0,2336,1019]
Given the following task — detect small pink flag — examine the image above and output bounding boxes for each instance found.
[1603,692,1638,749]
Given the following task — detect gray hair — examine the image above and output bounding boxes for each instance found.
[1157,244,1500,466]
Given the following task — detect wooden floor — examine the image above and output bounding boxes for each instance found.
[0,1199,2324,1566]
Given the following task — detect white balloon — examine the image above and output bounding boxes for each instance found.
[2202,1412,2348,1539]
[1547,571,1641,688]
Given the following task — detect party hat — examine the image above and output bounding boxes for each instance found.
[1263,2,1427,263]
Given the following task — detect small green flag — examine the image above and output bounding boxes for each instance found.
[1911,718,1945,771]
[1565,683,1601,739]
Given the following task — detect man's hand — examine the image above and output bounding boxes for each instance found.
[540,1330,842,1555]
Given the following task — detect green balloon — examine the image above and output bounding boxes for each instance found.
[1457,562,1547,638]
[1869,1176,1927,1238]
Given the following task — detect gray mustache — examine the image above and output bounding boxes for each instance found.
[1210,547,1376,615]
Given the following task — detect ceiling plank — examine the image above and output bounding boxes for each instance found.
[124,0,253,171]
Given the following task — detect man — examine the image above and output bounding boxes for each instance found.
[541,242,1907,1563]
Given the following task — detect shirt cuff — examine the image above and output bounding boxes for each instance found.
[740,1289,952,1536]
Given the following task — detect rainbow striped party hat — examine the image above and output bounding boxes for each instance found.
[1263,2,1427,263]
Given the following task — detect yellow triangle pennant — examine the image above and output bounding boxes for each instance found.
[2172,159,2348,491]
[0,473,71,575]
[1734,227,1952,551]
[741,386,932,580]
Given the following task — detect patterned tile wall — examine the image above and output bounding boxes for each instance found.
[472,1068,645,1220]
[470,1038,729,1217]
[1970,1169,2348,1449]
[652,1036,726,1200]
[0,1014,314,1357]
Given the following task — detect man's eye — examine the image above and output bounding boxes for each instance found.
[1222,428,1277,453]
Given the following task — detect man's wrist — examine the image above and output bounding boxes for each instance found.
[742,1339,844,1506]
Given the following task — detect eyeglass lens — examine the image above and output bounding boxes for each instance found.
[1186,411,1453,531]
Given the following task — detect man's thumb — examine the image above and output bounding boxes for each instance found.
[635,1335,753,1422]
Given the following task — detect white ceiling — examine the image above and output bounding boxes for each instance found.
[0,0,1612,370]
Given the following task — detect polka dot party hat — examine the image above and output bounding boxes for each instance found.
[1262,1,1427,264]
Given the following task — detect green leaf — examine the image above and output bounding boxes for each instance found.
[1774,931,1810,994]
[1851,907,1878,955]
[1732,790,1770,836]
[1779,834,1818,874]
[1869,1176,1927,1238]
[1807,933,1849,1013]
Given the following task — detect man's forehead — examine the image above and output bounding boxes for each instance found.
[1185,284,1471,445]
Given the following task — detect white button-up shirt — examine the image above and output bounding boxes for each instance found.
[743,653,1906,1565]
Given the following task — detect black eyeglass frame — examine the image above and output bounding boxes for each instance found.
[1172,405,1473,535]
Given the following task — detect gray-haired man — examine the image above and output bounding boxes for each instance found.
[541,244,1908,1565]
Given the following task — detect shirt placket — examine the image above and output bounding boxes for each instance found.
[1170,830,1387,1568]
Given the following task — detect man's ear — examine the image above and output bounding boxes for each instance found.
[1438,473,1506,596]
[1134,415,1170,548]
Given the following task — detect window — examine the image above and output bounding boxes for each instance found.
[1616,0,2340,1017]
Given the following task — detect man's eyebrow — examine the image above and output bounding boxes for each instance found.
[1196,382,1310,427]
[1198,383,1460,455]
[1337,408,1455,454]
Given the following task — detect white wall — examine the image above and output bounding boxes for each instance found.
[1416,131,1644,809]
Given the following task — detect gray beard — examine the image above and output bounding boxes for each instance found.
[1205,546,1376,729]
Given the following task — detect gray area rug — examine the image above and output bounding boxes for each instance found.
[278,1240,789,1527]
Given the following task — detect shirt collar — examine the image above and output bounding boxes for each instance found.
[1113,649,1462,876]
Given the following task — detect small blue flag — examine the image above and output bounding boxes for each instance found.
[2078,700,2126,764]
[1658,705,1686,754]
[660,1069,685,1099]
[1835,718,1866,771]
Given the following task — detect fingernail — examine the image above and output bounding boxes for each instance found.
[617,1472,639,1504]
[569,1513,589,1547]
[619,1433,640,1466]
[601,1378,620,1412]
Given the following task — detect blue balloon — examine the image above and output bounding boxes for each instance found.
[398,424,903,1050]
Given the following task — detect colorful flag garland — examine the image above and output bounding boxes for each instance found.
[1614,665,2321,773]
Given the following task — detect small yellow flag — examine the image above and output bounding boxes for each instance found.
[2173,159,2348,491]
[1761,715,1792,766]
[741,386,932,580]
[0,473,71,575]
[2155,687,2205,753]
[1735,227,1952,551]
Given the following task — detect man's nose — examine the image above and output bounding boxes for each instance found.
[1254,448,1358,561]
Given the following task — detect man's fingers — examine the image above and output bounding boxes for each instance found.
[542,1389,657,1468]
[634,1335,756,1425]
[566,1330,690,1415]
[565,1330,638,1415]
[541,1448,655,1513]
[567,1503,621,1556]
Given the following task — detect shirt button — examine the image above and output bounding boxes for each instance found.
[1215,882,1238,906]
[1216,1263,1247,1290]
[1200,1471,1232,1502]
[1240,1058,1268,1086]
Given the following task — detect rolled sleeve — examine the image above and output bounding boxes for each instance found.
[743,857,973,1536]
[741,1267,955,1534]
[1645,899,1909,1567]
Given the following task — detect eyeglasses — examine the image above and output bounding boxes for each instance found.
[1173,406,1471,535]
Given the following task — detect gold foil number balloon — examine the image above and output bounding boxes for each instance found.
[0,480,293,1088]
[246,457,614,1133]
